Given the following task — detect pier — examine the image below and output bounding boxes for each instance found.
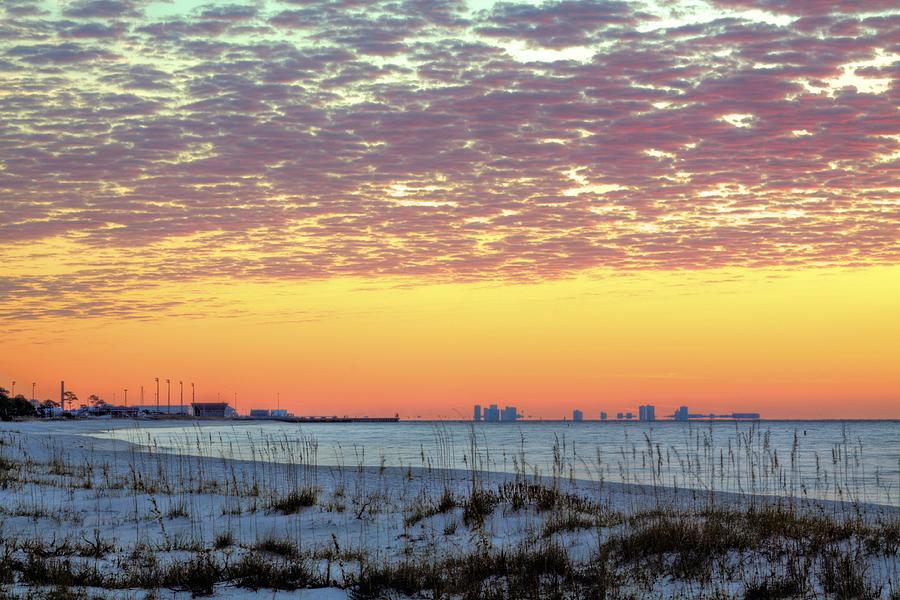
[267,416,400,423]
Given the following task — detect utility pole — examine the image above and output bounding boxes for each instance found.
[155,377,159,413]
[166,379,171,414]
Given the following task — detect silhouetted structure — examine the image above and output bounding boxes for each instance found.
[484,404,500,422]
[501,406,518,421]
[639,404,656,421]
[731,413,761,419]
[573,409,583,422]
[474,404,482,421]
[134,404,190,416]
[192,402,230,418]
[671,406,760,420]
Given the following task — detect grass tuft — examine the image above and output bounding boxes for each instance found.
[269,486,319,514]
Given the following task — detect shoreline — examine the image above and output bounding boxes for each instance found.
[0,419,897,598]
[6,418,899,514]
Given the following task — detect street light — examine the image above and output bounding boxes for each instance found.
[124,388,128,407]
[179,381,183,409]
[11,381,15,396]
[191,382,195,403]
[32,382,36,403]
[155,377,159,413]
[166,379,171,414]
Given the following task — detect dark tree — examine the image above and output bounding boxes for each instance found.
[0,388,37,420]
[63,390,78,412]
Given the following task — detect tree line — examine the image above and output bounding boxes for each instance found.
[0,387,125,420]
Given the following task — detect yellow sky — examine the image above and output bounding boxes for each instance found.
[4,265,898,419]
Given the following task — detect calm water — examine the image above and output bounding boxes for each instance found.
[92,420,900,506]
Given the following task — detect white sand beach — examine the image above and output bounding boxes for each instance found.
[0,419,897,599]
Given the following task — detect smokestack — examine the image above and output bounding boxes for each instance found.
[60,380,65,411]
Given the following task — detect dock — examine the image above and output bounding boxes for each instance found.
[266,416,400,423]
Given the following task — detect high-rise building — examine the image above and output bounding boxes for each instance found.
[485,404,500,422]
[474,404,482,421]
[674,406,689,421]
[501,406,518,421]
[600,411,607,421]
[639,405,656,421]
[573,409,583,422]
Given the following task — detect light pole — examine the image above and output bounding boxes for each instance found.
[179,381,183,409]
[233,392,238,416]
[141,385,144,405]
[155,377,159,413]
[124,388,128,407]
[166,379,171,414]
[191,382,195,403]
[32,382,36,403]
[11,381,15,396]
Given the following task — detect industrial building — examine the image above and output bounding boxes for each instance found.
[191,402,231,418]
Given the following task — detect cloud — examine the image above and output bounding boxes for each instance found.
[709,0,898,16]
[6,42,116,64]
[0,0,898,322]
[476,0,642,48]
[62,0,141,19]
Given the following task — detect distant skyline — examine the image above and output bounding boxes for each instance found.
[2,0,898,419]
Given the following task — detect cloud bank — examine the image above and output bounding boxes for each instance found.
[1,0,897,320]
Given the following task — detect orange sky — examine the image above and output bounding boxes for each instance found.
[2,1,899,420]
[3,265,898,419]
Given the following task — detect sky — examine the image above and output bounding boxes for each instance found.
[1,0,898,419]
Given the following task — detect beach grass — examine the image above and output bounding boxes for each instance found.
[0,422,896,598]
